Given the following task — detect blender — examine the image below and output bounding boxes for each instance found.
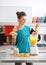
[30,34,39,56]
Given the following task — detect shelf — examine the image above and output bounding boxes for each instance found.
[0,22,46,27]
[0,22,18,25]
[25,23,46,27]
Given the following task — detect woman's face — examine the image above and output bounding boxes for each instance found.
[18,16,27,25]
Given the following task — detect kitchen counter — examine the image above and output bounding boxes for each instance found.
[0,46,46,53]
[0,46,46,63]
[38,47,46,53]
[0,52,46,63]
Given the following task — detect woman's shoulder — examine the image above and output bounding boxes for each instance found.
[13,26,19,31]
[25,25,30,30]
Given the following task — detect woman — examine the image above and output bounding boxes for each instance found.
[10,11,39,65]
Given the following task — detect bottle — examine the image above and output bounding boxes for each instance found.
[37,17,40,23]
[32,17,37,23]
[40,17,45,23]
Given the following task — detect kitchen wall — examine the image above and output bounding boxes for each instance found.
[0,6,32,23]
[0,0,46,17]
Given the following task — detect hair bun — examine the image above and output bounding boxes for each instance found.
[16,11,26,19]
[16,12,20,15]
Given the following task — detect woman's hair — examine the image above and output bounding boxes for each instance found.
[16,11,26,19]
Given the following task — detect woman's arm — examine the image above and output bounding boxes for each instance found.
[30,24,39,35]
[35,24,39,34]
[10,26,17,45]
[12,35,17,45]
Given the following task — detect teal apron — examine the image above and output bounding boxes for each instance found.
[16,25,31,53]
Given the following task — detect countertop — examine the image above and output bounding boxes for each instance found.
[0,46,46,53]
[0,52,46,63]
[0,46,46,63]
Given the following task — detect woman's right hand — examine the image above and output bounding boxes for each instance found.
[9,26,18,45]
[10,26,17,37]
[10,31,17,37]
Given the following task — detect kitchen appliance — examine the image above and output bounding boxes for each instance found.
[30,35,39,55]
[37,34,46,47]
[44,17,46,23]
[37,34,41,41]
[44,34,46,41]
[0,26,4,33]
[4,25,14,36]
[0,34,6,45]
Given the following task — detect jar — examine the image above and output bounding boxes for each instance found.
[30,45,39,55]
[13,48,19,56]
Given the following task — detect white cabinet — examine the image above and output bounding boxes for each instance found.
[0,63,14,65]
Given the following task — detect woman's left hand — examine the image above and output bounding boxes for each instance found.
[35,23,40,28]
[34,23,39,35]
